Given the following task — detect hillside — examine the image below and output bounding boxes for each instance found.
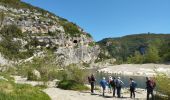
[0,0,100,66]
[97,33,170,63]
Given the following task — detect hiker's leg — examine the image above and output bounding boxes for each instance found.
[116,87,119,97]
[147,90,150,100]
[92,83,94,93]
[113,87,115,97]
[151,90,154,100]
[103,87,105,96]
[91,83,93,93]
[130,89,132,98]
[133,89,135,98]
[120,87,122,97]
[110,86,112,93]
[117,87,120,98]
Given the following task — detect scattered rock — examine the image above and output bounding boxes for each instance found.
[32,69,41,80]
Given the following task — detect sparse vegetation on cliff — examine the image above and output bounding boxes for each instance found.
[0,25,33,60]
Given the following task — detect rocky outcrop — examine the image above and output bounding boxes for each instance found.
[32,69,41,80]
[0,53,9,65]
[0,2,100,66]
[0,5,62,34]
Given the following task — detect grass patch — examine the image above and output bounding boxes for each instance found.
[0,75,50,100]
[57,80,89,91]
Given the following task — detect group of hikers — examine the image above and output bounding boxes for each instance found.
[88,74,156,100]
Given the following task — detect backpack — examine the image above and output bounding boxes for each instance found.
[100,80,107,88]
[116,79,122,87]
[88,76,91,83]
[131,81,137,88]
[110,80,115,87]
[149,80,156,89]
[91,76,95,82]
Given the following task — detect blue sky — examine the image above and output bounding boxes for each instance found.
[22,0,170,41]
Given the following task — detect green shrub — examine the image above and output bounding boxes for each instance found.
[59,19,81,37]
[86,33,92,38]
[27,69,39,81]
[82,62,90,68]
[0,74,50,100]
[0,25,24,38]
[57,80,89,91]
[16,51,59,82]
[156,74,170,99]
[64,64,87,84]
[56,64,89,91]
[127,51,144,64]
[88,42,96,47]
[0,0,56,18]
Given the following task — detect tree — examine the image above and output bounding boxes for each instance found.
[159,41,170,62]
[144,44,160,63]
[127,51,144,64]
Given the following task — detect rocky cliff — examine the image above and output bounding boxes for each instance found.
[0,0,100,66]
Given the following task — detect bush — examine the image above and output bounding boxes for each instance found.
[156,74,170,99]
[56,64,89,91]
[59,19,81,37]
[0,25,24,38]
[88,42,96,47]
[27,69,39,81]
[57,80,89,91]
[16,51,59,82]
[63,64,87,84]
[127,51,144,64]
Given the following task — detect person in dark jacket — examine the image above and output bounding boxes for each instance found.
[110,77,116,97]
[116,77,124,98]
[89,74,96,94]
[146,77,156,100]
[129,78,137,98]
[100,77,108,96]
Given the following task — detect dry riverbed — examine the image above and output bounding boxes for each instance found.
[98,64,170,76]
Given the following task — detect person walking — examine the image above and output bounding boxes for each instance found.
[129,78,137,98]
[146,77,156,100]
[108,76,113,93]
[88,74,96,94]
[110,77,116,97]
[116,77,124,98]
[100,77,108,96]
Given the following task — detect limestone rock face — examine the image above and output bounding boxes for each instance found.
[0,53,9,66]
[0,3,100,66]
[0,5,62,34]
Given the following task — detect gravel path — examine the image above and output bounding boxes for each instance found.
[43,88,146,100]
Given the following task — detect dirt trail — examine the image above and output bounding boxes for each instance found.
[43,88,146,100]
